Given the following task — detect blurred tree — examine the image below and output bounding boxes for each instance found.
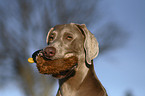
[125,90,134,96]
[0,0,127,96]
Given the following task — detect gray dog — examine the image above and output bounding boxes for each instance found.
[33,23,107,96]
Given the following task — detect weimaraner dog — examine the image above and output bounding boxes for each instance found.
[32,23,107,96]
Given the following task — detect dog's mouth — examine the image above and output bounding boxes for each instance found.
[36,56,78,79]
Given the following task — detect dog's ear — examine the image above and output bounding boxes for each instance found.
[74,23,99,65]
[46,28,54,44]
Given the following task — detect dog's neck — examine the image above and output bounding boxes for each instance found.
[57,62,107,96]
[57,54,88,96]
[58,63,89,96]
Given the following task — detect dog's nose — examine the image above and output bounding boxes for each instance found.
[43,47,56,58]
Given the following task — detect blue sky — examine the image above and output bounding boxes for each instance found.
[94,0,145,96]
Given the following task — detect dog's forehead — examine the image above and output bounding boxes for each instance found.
[53,24,80,34]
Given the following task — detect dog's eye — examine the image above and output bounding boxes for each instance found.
[49,36,53,41]
[66,35,73,40]
[49,34,55,41]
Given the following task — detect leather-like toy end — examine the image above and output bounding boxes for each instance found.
[32,49,43,63]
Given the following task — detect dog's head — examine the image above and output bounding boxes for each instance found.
[32,23,99,79]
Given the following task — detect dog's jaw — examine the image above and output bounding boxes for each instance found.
[52,65,77,79]
[52,53,77,79]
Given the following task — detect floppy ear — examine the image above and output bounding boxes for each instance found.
[46,28,54,44]
[75,24,99,65]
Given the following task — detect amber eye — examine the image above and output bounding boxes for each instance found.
[49,37,53,41]
[66,35,73,40]
[49,34,55,41]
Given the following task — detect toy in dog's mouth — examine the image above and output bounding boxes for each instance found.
[36,55,78,79]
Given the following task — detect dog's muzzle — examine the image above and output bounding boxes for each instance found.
[32,49,78,79]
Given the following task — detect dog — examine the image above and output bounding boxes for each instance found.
[32,23,107,96]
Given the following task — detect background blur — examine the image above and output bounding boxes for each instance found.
[0,0,145,96]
